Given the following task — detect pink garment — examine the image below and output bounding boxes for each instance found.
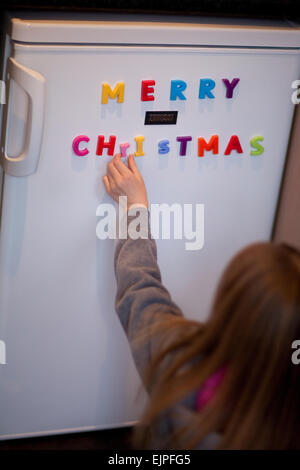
[196,367,226,411]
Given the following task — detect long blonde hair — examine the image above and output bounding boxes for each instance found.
[133,242,300,449]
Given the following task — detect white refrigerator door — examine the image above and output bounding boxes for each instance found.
[0,42,299,439]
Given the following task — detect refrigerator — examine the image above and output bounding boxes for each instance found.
[0,12,300,440]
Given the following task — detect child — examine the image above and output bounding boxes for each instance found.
[103,153,300,450]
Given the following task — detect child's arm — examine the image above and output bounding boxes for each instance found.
[103,153,184,389]
[114,208,184,388]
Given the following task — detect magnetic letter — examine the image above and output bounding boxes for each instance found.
[135,136,145,156]
[158,139,170,154]
[170,80,187,100]
[176,136,192,156]
[224,135,243,155]
[222,78,240,98]
[102,82,125,104]
[96,135,116,156]
[120,142,130,157]
[72,135,90,156]
[250,136,264,156]
[199,79,215,99]
[198,135,219,157]
[141,80,155,101]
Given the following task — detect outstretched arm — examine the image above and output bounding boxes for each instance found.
[103,154,184,384]
[114,208,183,382]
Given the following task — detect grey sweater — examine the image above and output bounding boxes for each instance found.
[113,207,220,449]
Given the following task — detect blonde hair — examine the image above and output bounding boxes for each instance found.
[133,242,300,449]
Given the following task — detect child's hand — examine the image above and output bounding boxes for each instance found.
[103,153,148,210]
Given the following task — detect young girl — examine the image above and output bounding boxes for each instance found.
[103,153,300,450]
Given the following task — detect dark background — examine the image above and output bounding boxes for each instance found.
[0,0,300,21]
[0,0,299,451]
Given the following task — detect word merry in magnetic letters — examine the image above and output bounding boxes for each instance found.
[101,78,240,103]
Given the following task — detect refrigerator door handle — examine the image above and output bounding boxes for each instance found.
[1,57,46,177]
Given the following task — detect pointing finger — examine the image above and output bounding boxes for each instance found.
[113,153,131,176]
[107,157,122,181]
[127,154,140,174]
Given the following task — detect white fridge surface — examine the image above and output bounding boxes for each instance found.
[0,12,300,439]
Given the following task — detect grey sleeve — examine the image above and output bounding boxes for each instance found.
[114,207,184,387]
